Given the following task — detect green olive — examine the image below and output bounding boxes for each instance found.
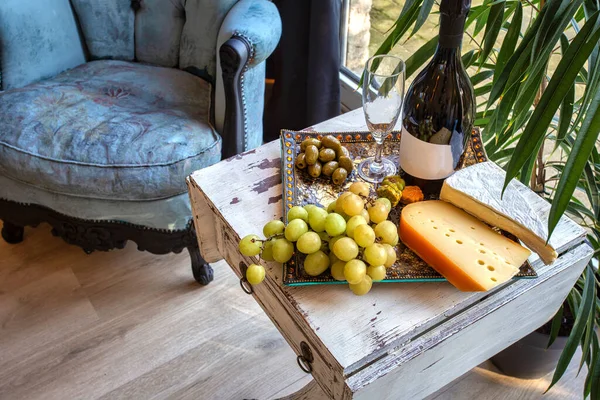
[338,156,354,173]
[322,161,339,176]
[336,145,350,158]
[295,153,307,169]
[318,148,336,163]
[332,167,348,185]
[305,145,319,165]
[308,161,322,178]
[321,135,341,150]
[301,138,322,151]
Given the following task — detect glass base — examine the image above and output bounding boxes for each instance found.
[358,157,397,183]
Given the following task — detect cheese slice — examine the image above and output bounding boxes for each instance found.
[440,162,585,264]
[400,201,530,291]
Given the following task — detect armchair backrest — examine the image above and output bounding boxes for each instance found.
[0,0,87,90]
[72,0,239,83]
[0,0,240,90]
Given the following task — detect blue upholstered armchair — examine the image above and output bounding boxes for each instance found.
[0,0,281,284]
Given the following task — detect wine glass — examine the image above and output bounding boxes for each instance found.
[359,55,405,183]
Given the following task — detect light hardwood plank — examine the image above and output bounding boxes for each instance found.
[277,379,330,400]
[0,269,258,399]
[269,375,314,399]
[101,317,300,400]
[430,357,586,400]
[0,226,82,293]
[0,265,99,366]
[0,222,306,400]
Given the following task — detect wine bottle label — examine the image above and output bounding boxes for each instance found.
[399,127,456,180]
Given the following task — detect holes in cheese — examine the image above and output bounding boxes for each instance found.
[399,200,531,292]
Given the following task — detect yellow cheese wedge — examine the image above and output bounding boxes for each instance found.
[399,201,531,291]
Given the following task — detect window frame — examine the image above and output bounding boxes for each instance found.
[340,66,362,112]
[339,0,362,111]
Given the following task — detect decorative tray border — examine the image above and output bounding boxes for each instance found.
[280,129,537,286]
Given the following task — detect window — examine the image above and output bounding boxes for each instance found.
[339,0,438,110]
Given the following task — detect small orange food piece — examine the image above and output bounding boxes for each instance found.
[400,186,424,204]
[399,200,530,292]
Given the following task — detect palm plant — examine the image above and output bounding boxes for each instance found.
[372,0,600,396]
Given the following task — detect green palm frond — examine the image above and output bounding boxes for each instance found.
[375,0,600,395]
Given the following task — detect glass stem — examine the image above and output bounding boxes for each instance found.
[374,131,385,165]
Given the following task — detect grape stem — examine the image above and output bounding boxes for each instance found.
[263,233,285,244]
[364,196,378,206]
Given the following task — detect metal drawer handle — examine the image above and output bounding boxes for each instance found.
[239,262,254,295]
[240,277,253,294]
[296,341,314,374]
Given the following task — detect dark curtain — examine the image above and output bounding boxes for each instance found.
[264,0,342,142]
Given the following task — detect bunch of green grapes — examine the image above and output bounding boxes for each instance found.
[237,181,400,295]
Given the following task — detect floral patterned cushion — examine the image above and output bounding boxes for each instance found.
[0,60,222,201]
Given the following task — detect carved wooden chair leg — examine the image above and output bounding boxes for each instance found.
[188,241,214,285]
[1,221,24,244]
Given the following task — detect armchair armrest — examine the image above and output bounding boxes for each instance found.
[215,0,282,158]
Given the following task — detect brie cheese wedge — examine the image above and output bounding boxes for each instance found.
[440,161,584,265]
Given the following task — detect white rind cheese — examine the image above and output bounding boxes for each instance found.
[440,161,584,265]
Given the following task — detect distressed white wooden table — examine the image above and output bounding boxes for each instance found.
[187,109,593,399]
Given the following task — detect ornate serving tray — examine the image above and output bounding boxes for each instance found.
[280,129,537,286]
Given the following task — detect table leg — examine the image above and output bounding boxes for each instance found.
[187,177,222,263]
[277,379,331,400]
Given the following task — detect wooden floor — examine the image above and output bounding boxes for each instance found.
[0,222,587,400]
